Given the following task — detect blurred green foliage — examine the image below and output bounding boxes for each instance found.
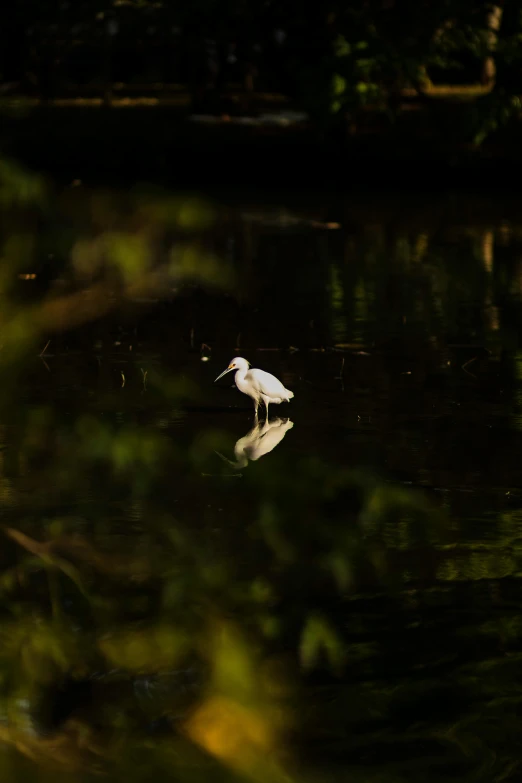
[0,158,231,366]
[320,3,522,143]
[1,160,522,783]
[0,156,447,782]
[0,159,45,207]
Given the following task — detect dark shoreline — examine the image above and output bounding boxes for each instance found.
[2,102,522,191]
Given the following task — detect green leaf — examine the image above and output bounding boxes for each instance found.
[332,73,347,97]
[299,614,345,674]
[334,35,351,57]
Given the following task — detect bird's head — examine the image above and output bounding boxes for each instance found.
[229,357,250,372]
[214,356,250,382]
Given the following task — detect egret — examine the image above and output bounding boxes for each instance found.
[214,357,294,419]
[217,417,294,469]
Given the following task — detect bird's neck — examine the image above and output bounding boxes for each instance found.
[234,368,248,382]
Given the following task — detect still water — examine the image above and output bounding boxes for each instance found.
[1,172,522,781]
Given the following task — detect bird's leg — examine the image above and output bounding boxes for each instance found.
[254,400,259,421]
[265,400,269,421]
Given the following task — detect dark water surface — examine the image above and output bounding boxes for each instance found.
[2,179,522,781]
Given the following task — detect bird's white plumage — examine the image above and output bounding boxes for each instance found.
[236,368,291,402]
[214,356,294,419]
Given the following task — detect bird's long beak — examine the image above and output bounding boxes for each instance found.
[214,365,235,383]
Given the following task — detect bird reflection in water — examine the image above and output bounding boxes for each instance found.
[217,418,294,470]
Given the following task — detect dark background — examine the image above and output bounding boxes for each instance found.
[1,1,521,186]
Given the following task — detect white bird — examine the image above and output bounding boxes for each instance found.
[214,357,294,419]
[217,417,294,469]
